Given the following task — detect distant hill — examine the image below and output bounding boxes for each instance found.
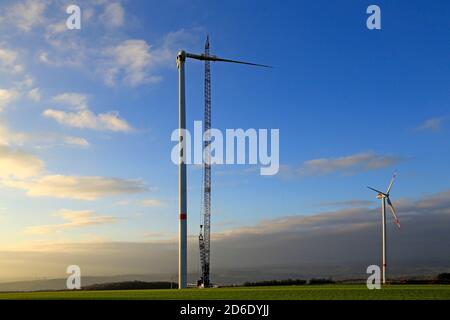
[0,274,173,292]
[1,265,448,292]
[82,281,177,290]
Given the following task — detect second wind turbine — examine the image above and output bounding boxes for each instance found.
[368,172,401,284]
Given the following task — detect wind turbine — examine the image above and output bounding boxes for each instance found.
[176,47,271,289]
[367,172,401,284]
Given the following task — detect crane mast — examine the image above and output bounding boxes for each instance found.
[199,36,211,288]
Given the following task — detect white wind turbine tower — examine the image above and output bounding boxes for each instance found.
[367,172,401,284]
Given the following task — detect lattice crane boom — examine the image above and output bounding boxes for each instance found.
[199,36,212,287]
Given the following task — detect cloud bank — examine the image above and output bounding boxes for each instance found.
[25,209,116,235]
[43,93,133,132]
[1,190,449,282]
[3,175,147,200]
[283,152,404,177]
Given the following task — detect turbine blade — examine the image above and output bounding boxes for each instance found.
[386,171,398,195]
[367,186,385,195]
[209,56,272,68]
[386,197,401,228]
[186,52,272,68]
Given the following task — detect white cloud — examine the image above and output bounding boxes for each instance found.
[0,122,89,149]
[416,117,446,132]
[25,209,116,234]
[7,0,47,32]
[63,136,90,148]
[100,2,125,28]
[141,199,164,207]
[153,28,201,64]
[0,47,24,74]
[52,93,88,110]
[2,174,147,200]
[143,232,166,239]
[102,40,158,86]
[32,20,200,86]
[37,48,85,67]
[0,48,18,66]
[43,92,133,132]
[0,124,145,200]
[0,88,19,111]
[17,74,34,88]
[45,22,66,35]
[43,109,132,132]
[100,29,201,86]
[287,152,403,177]
[27,87,41,102]
[0,122,28,146]
[83,7,95,22]
[0,145,44,179]
[38,51,50,64]
[29,134,90,149]
[318,200,374,207]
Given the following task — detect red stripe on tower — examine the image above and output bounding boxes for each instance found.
[180,213,187,220]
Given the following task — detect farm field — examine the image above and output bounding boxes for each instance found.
[0,285,449,300]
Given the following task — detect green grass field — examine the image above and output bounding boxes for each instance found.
[0,285,449,300]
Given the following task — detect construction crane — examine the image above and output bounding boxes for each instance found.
[176,37,270,289]
[198,36,212,288]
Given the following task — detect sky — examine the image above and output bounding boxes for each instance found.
[0,0,449,284]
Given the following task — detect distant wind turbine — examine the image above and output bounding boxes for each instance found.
[367,172,401,284]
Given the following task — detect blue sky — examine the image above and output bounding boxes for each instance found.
[0,0,448,280]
